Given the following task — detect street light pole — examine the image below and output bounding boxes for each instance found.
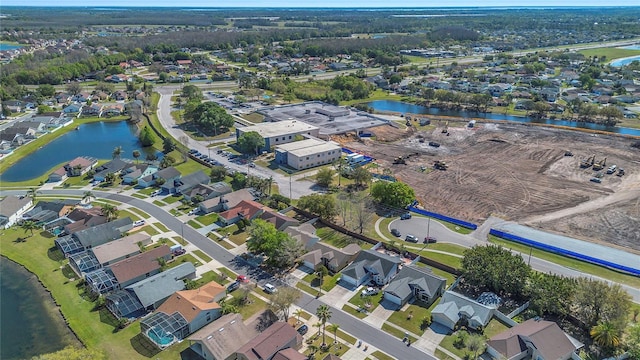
[289,171,292,201]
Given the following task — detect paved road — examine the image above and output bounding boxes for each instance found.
[386,216,640,303]
[4,189,434,360]
[155,86,318,199]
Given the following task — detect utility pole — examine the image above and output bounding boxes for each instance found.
[289,171,292,201]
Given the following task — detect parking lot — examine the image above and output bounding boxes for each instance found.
[388,216,476,248]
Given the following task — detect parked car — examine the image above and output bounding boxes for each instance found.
[236,275,249,283]
[390,228,401,237]
[227,281,240,292]
[424,236,437,244]
[405,234,418,243]
[151,190,161,197]
[188,208,198,216]
[361,287,379,296]
[400,213,412,220]
[263,283,277,294]
[133,220,145,227]
[590,177,602,183]
[297,324,308,335]
[173,248,186,256]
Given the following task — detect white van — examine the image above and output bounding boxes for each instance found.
[263,283,277,294]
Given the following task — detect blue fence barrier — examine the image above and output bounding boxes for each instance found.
[489,229,640,277]
[408,207,478,230]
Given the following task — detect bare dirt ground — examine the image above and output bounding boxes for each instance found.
[345,121,640,251]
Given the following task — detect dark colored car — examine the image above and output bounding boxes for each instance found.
[424,236,437,244]
[400,213,412,220]
[297,325,308,335]
[227,281,240,292]
[391,228,401,237]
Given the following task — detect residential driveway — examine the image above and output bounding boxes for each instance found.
[388,217,477,248]
[322,283,357,308]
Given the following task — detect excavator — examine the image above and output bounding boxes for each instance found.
[441,121,449,134]
[592,157,606,171]
[580,155,595,169]
[434,160,448,170]
[393,156,407,165]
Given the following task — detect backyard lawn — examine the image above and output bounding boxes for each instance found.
[386,301,439,336]
[195,213,219,226]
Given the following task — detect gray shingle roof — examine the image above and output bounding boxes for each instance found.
[0,196,32,218]
[384,265,445,302]
[125,262,196,308]
[341,249,401,282]
[73,217,132,248]
[176,170,210,193]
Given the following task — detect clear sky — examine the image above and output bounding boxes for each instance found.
[2,1,636,7]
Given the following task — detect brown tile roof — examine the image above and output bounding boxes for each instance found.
[108,245,170,283]
[67,156,97,169]
[219,200,264,221]
[235,322,302,360]
[272,348,306,360]
[487,318,581,360]
[157,281,224,322]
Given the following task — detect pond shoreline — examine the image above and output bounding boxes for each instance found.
[1,256,83,358]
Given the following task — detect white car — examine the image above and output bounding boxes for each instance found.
[263,283,277,294]
[361,287,379,296]
[133,220,145,227]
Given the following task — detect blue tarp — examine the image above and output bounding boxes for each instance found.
[489,229,640,276]
[408,207,478,230]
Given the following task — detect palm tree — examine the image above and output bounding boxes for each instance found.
[219,298,238,315]
[112,146,123,159]
[328,323,340,344]
[313,322,322,339]
[100,203,119,222]
[466,334,486,359]
[590,321,621,349]
[21,220,39,237]
[307,344,319,359]
[82,191,94,204]
[26,187,38,202]
[104,172,117,185]
[316,305,332,347]
[294,309,304,325]
[132,150,141,164]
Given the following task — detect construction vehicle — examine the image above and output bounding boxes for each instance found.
[580,155,595,168]
[564,150,573,157]
[617,168,625,177]
[606,164,617,174]
[593,157,607,171]
[442,121,449,134]
[434,160,448,170]
[393,156,406,165]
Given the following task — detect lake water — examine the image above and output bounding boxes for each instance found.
[1,258,79,359]
[610,55,640,67]
[365,100,640,136]
[0,43,22,51]
[1,121,162,182]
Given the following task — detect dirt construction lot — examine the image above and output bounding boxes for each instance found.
[344,121,640,252]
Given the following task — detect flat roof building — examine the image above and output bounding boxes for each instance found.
[274,138,342,170]
[236,120,319,153]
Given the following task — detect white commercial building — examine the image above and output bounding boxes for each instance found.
[275,138,341,170]
[235,120,319,153]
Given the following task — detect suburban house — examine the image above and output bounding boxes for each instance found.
[49,156,98,182]
[198,188,253,214]
[183,181,232,203]
[114,90,128,100]
[218,199,265,226]
[138,166,181,191]
[340,249,403,288]
[259,209,299,231]
[140,281,226,349]
[233,321,304,360]
[22,199,78,224]
[108,245,172,289]
[62,103,82,114]
[0,195,33,229]
[285,223,320,250]
[431,290,496,332]
[91,232,152,266]
[62,206,107,234]
[122,164,158,184]
[486,318,583,360]
[55,217,133,256]
[93,158,130,182]
[81,103,103,117]
[103,103,124,117]
[188,313,260,360]
[106,262,196,319]
[302,242,361,273]
[383,265,446,307]
[175,170,210,195]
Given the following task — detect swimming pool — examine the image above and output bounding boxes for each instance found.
[147,327,174,347]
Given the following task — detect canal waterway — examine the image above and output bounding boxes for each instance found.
[365,100,640,136]
[0,42,22,51]
[1,121,162,182]
[0,258,80,360]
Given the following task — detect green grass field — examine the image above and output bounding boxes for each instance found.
[579,47,640,60]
